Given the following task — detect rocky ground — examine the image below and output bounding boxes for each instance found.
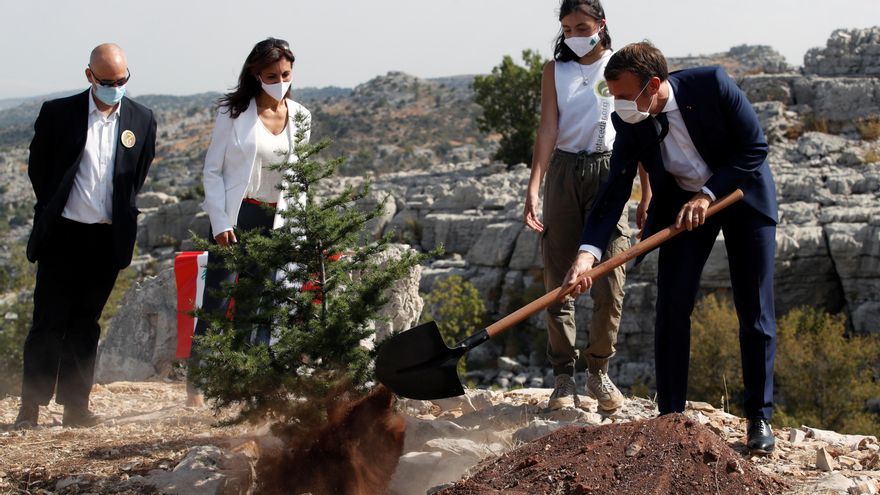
[1,382,878,494]
[0,382,255,494]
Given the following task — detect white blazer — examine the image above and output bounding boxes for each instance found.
[201,97,311,235]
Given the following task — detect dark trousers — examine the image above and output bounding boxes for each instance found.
[21,217,119,408]
[191,201,275,364]
[654,188,777,420]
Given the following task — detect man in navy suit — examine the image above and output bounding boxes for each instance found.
[562,41,778,454]
[15,43,156,429]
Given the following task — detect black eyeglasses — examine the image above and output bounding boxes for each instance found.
[89,67,131,87]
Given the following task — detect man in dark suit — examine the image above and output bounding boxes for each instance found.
[15,43,156,428]
[562,42,778,454]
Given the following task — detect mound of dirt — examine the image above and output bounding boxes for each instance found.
[439,413,787,495]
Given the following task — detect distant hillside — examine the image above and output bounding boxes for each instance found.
[309,71,493,174]
[0,72,491,184]
[667,45,792,78]
[0,42,795,194]
[0,90,80,112]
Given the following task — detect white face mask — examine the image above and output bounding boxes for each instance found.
[260,77,291,101]
[614,81,655,124]
[564,28,602,58]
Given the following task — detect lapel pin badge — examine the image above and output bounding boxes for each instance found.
[121,130,136,148]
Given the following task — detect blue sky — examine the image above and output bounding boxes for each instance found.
[2,0,877,98]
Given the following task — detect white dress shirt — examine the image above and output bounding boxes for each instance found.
[654,84,715,198]
[578,82,716,261]
[62,90,120,224]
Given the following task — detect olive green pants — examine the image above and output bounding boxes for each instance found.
[542,149,629,376]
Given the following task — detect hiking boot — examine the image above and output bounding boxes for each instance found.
[14,403,39,429]
[62,405,101,428]
[747,418,775,455]
[586,370,624,412]
[548,374,579,410]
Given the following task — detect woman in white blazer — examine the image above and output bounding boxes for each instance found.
[189,37,310,405]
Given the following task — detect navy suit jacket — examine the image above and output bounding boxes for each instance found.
[26,90,157,269]
[580,66,778,253]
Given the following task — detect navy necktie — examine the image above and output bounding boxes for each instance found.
[655,112,669,143]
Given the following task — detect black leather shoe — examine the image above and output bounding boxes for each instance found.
[14,403,39,429]
[747,418,775,455]
[62,405,101,428]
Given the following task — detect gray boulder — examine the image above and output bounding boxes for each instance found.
[804,27,880,77]
[95,269,178,383]
[740,74,799,105]
[138,200,210,250]
[465,221,522,267]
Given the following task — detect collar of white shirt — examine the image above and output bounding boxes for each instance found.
[658,81,678,114]
[88,89,122,119]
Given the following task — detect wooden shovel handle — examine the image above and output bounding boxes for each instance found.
[485,189,744,338]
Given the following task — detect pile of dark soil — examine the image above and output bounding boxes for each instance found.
[439,413,786,495]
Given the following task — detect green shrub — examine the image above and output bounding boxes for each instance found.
[774,307,880,436]
[421,275,487,374]
[689,293,880,436]
[0,295,32,397]
[0,243,36,397]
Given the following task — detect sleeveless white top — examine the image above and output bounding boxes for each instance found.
[245,120,292,203]
[554,51,615,154]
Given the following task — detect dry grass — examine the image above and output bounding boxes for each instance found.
[856,117,880,141]
[863,147,880,164]
[802,113,829,134]
[783,121,805,140]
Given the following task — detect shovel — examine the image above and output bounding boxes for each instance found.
[376,189,744,400]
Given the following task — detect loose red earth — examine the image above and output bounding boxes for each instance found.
[439,413,787,495]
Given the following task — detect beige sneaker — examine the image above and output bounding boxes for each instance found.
[548,374,580,410]
[586,370,624,411]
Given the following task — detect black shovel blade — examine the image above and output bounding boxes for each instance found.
[375,321,466,400]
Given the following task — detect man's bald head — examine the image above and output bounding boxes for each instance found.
[87,43,128,83]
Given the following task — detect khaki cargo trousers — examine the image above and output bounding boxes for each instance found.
[542,149,629,377]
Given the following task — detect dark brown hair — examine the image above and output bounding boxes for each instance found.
[553,0,611,62]
[219,37,296,118]
[604,41,669,84]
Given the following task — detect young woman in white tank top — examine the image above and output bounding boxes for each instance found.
[522,0,652,412]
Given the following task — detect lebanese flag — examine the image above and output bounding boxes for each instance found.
[174,251,208,358]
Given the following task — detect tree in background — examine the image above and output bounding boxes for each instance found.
[689,293,880,436]
[473,50,546,166]
[191,113,425,437]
